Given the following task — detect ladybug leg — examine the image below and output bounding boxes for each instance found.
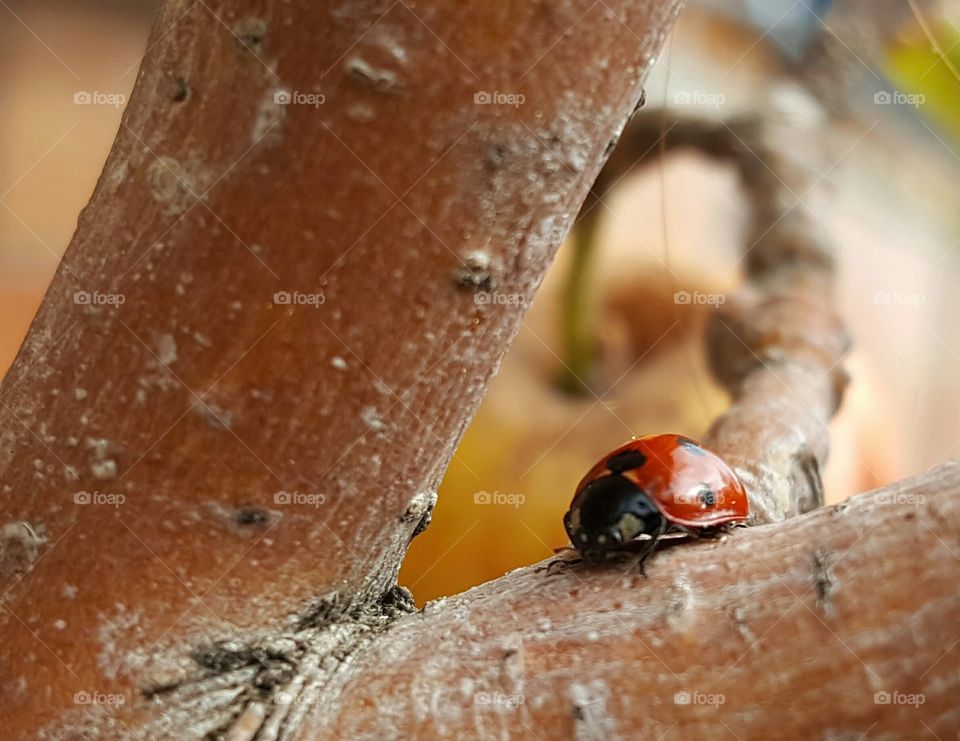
[545,556,582,575]
[536,548,582,575]
[681,524,723,540]
[633,519,667,576]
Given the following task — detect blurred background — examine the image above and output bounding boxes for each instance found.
[2,0,959,605]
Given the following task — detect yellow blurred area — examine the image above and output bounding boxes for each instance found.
[3,3,960,606]
[888,20,960,142]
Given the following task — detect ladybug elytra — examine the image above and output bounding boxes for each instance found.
[564,434,749,564]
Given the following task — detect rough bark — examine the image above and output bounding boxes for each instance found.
[0,0,682,737]
[319,462,960,739]
[42,463,960,738]
[4,2,954,739]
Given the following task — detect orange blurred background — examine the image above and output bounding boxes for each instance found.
[3,1,960,605]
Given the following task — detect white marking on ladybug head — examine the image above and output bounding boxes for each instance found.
[616,512,645,542]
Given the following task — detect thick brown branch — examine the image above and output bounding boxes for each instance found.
[317,462,960,738]
[0,0,682,736]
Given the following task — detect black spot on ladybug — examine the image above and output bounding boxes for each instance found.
[606,449,647,473]
[698,488,717,508]
[677,437,706,455]
[234,507,270,527]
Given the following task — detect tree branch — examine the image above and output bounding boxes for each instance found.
[42,460,960,738]
[0,0,683,736]
[704,87,850,523]
[320,462,960,738]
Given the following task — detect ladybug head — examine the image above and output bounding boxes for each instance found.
[564,474,663,562]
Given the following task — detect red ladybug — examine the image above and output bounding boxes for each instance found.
[564,434,749,564]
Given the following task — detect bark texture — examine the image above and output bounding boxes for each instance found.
[3,2,954,740]
[0,0,682,737]
[320,462,960,739]
[49,463,959,738]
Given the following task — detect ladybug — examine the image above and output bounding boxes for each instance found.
[563,434,749,565]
